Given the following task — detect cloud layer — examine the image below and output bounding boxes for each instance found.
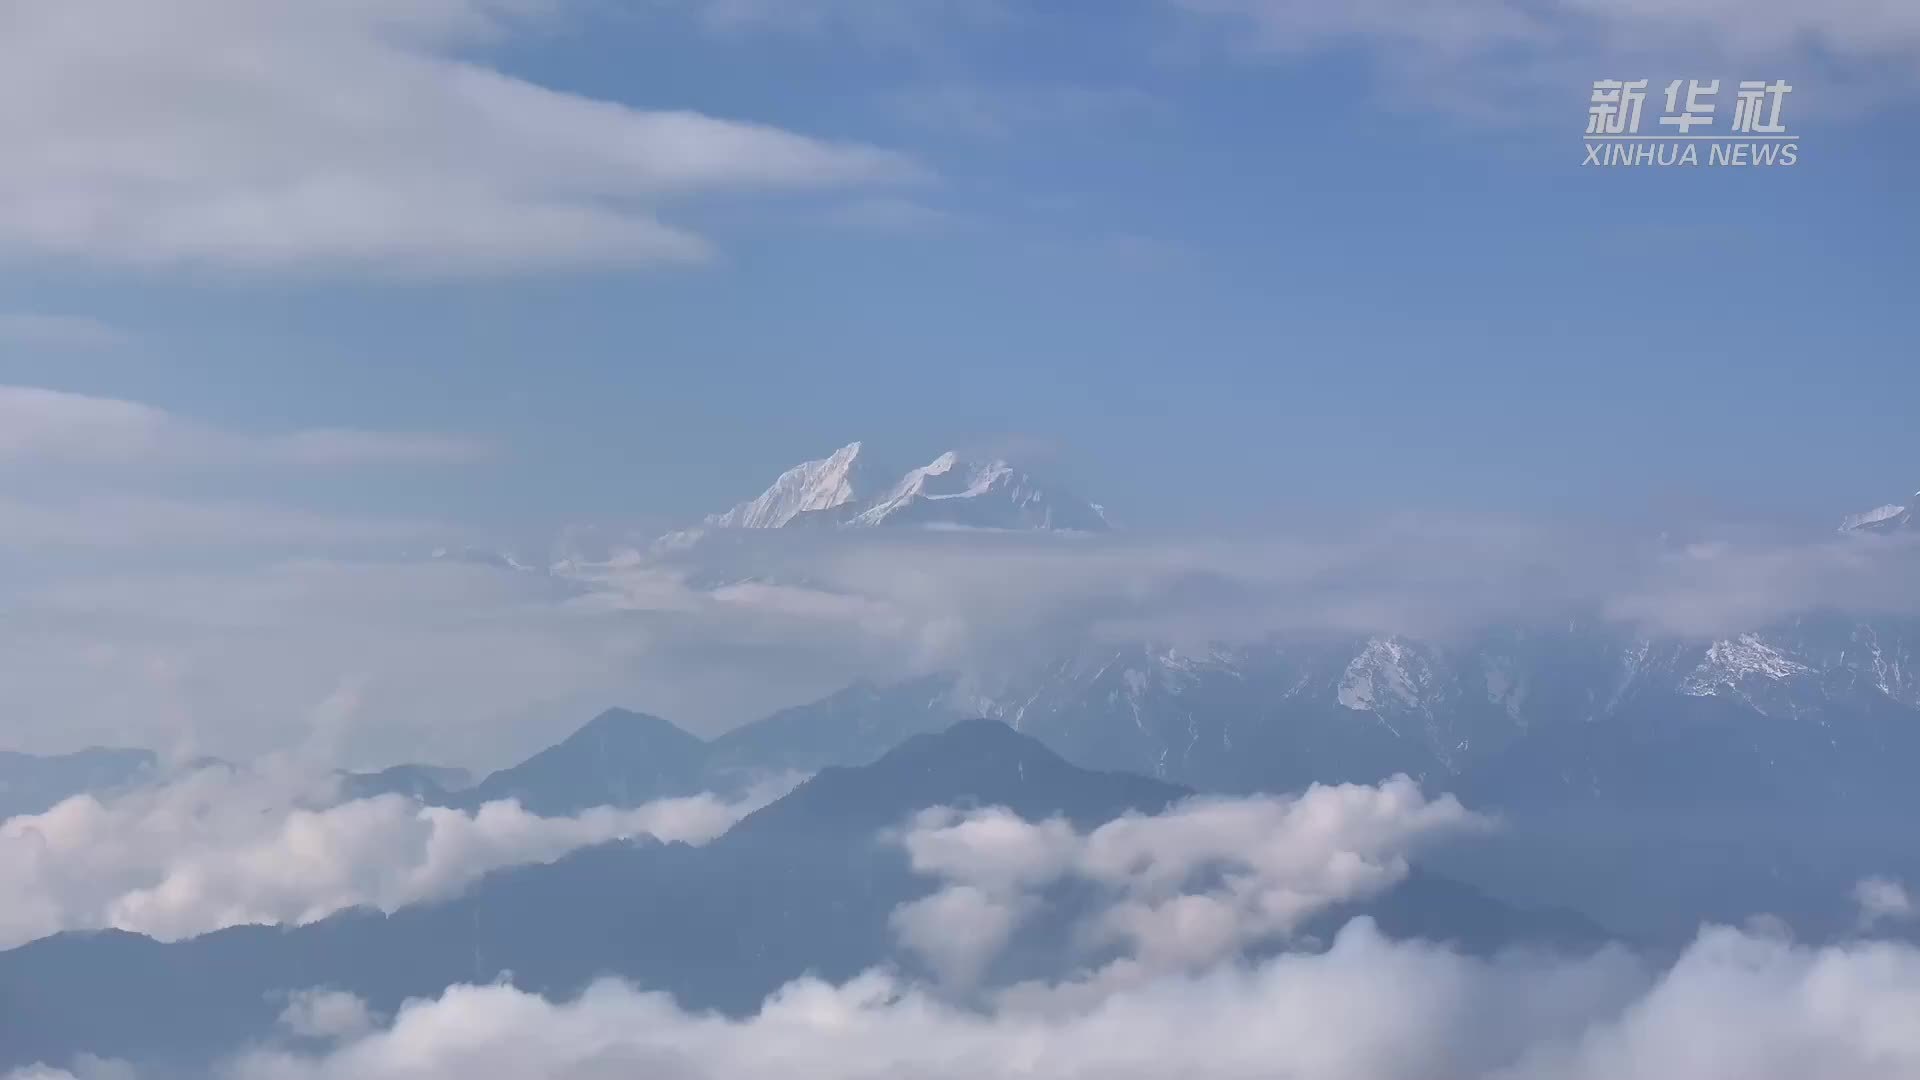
[7,521,1920,767]
[5,774,1917,1080]
[10,920,1901,1080]
[0,764,794,949]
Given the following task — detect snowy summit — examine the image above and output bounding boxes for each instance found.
[1840,493,1916,534]
[704,441,878,530]
[698,442,1112,535]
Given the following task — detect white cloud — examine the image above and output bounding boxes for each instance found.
[1856,877,1915,929]
[891,884,1032,989]
[0,1059,133,1080]
[0,314,131,350]
[718,524,1920,657]
[0,385,489,467]
[277,991,378,1043]
[1602,534,1920,638]
[0,763,796,949]
[0,0,919,275]
[893,778,1485,983]
[193,919,1920,1080]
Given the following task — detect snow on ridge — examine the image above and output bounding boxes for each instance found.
[848,454,1020,526]
[1338,637,1423,712]
[692,441,1111,535]
[705,441,872,530]
[1839,495,1915,534]
[1679,633,1811,697]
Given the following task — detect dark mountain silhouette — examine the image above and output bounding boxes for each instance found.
[729,716,1186,834]
[0,746,156,820]
[450,708,711,814]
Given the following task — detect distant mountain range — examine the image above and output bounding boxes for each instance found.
[961,622,1920,807]
[0,691,958,826]
[403,615,1920,822]
[0,720,1602,1074]
[420,686,960,814]
[428,609,1920,938]
[0,747,155,819]
[13,601,1920,941]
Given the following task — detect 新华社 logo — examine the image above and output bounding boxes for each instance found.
[1584,80,1798,167]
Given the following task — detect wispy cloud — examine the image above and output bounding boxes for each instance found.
[0,314,131,350]
[0,556,906,766]
[0,385,490,467]
[0,0,922,276]
[1856,877,1915,930]
[7,522,1919,767]
[0,495,442,550]
[276,991,377,1043]
[1175,0,1920,120]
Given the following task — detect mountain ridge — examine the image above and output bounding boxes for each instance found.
[0,747,158,820]
[686,441,1112,541]
[452,707,710,815]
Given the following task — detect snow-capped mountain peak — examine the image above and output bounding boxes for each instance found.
[1678,633,1812,700]
[848,451,1110,531]
[704,441,877,530]
[691,443,1112,535]
[1338,637,1436,714]
[1839,493,1915,534]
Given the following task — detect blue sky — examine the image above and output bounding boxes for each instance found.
[2,0,1913,543]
